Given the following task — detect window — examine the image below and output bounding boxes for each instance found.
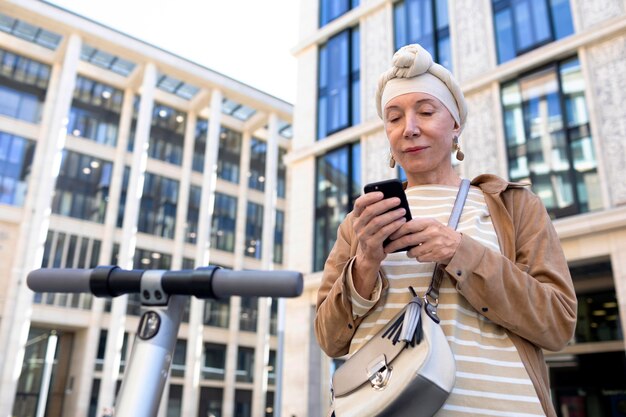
[51,151,112,223]
[166,384,182,417]
[0,132,34,206]
[171,339,186,377]
[116,166,130,228]
[394,0,451,70]
[186,185,201,244]
[317,27,360,140]
[204,298,230,328]
[80,44,136,76]
[235,390,252,417]
[244,202,263,259]
[274,210,285,264]
[248,137,267,192]
[501,57,600,218]
[217,127,242,183]
[319,0,359,26]
[202,343,226,380]
[193,118,208,172]
[277,148,287,198]
[236,347,255,382]
[0,49,50,123]
[148,103,186,165]
[138,173,179,239]
[198,387,222,417]
[314,142,361,271]
[240,297,258,332]
[211,192,237,252]
[493,0,574,64]
[68,76,123,147]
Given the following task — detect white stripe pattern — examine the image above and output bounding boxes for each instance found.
[346,184,544,416]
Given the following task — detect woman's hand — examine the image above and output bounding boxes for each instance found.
[385,218,461,264]
[351,192,408,297]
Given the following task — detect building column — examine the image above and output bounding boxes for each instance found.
[172,112,197,268]
[0,33,81,417]
[222,127,253,417]
[70,86,137,417]
[252,113,280,417]
[97,62,157,415]
[181,89,223,417]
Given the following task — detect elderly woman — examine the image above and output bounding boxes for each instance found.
[315,44,577,417]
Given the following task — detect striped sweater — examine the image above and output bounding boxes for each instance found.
[348,184,545,417]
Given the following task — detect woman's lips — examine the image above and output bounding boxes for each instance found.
[404,146,428,153]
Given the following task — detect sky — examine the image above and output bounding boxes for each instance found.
[46,0,300,104]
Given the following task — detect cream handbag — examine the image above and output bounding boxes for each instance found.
[331,179,470,417]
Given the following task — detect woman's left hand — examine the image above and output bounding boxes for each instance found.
[384,218,462,264]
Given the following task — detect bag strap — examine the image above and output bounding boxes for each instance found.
[423,178,470,322]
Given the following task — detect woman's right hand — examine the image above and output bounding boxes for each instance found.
[351,192,408,297]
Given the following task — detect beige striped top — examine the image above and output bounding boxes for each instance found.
[348,184,545,417]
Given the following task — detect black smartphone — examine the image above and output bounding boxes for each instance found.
[363,179,412,252]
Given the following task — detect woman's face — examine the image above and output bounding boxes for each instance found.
[384,92,460,183]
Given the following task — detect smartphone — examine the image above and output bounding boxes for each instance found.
[363,179,412,252]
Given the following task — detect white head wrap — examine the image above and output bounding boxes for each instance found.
[375,44,468,132]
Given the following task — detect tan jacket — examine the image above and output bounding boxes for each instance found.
[315,174,577,417]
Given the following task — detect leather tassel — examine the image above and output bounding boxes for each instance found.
[399,296,422,346]
[382,287,424,347]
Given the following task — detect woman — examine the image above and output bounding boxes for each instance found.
[315,44,577,417]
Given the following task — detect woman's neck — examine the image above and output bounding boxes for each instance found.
[406,170,461,188]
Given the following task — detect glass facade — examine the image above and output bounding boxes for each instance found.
[235,390,252,417]
[274,210,285,264]
[240,297,258,332]
[211,192,238,252]
[0,132,34,206]
[493,0,574,64]
[202,343,226,380]
[148,103,186,165]
[68,75,123,146]
[317,27,360,140]
[171,339,186,378]
[248,137,267,192]
[0,48,50,123]
[319,0,359,26]
[394,0,451,70]
[314,142,361,271]
[186,184,201,244]
[199,387,223,417]
[193,118,208,172]
[138,172,179,239]
[244,202,264,259]
[501,57,600,218]
[51,151,112,223]
[236,346,255,383]
[277,148,287,198]
[217,127,242,183]
[204,298,230,328]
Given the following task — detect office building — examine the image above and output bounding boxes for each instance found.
[284,0,626,416]
[0,1,292,416]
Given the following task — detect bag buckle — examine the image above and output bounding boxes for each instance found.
[367,354,392,390]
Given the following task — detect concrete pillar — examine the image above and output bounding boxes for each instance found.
[97,62,157,415]
[252,113,280,417]
[181,89,223,417]
[223,124,252,417]
[69,86,137,417]
[0,33,81,417]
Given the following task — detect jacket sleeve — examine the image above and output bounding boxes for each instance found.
[314,213,385,357]
[445,189,577,351]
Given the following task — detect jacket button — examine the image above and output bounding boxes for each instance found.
[347,323,353,329]
[456,270,462,276]
[482,307,489,312]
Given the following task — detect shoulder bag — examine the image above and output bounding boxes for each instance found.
[331,179,470,417]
